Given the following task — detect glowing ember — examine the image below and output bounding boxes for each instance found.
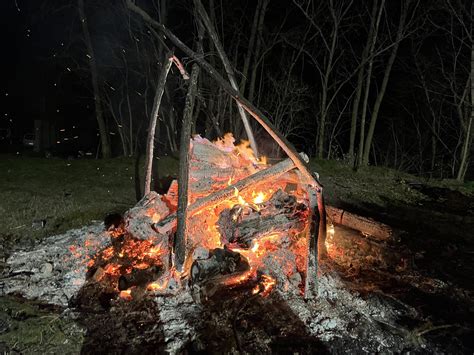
[252,191,266,204]
[326,223,335,254]
[76,133,312,301]
[252,274,276,297]
[147,280,167,292]
[119,289,132,300]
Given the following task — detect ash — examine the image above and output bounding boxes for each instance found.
[0,222,446,352]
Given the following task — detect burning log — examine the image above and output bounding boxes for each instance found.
[154,158,297,234]
[217,190,307,247]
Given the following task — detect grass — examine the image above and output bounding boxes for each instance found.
[0,154,178,246]
[310,159,473,207]
[0,153,471,247]
[0,296,84,354]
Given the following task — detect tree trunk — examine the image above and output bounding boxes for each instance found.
[362,1,406,166]
[348,64,364,158]
[456,39,474,181]
[357,0,384,168]
[348,0,379,158]
[204,0,217,138]
[77,0,111,158]
[144,52,174,196]
[248,0,269,103]
[317,2,339,159]
[239,0,261,94]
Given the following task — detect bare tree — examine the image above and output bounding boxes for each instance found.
[292,0,354,159]
[360,1,412,167]
[77,0,111,158]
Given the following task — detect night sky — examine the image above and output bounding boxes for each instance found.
[1,0,95,143]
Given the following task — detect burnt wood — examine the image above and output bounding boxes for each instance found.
[190,247,250,284]
[326,206,394,242]
[154,158,297,234]
[118,265,163,291]
[175,63,200,271]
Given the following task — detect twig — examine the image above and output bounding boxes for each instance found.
[416,324,454,337]
[170,55,190,80]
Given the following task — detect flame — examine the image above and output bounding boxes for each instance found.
[260,274,276,296]
[119,289,132,300]
[147,280,167,292]
[251,274,276,297]
[326,223,335,252]
[232,187,268,211]
[252,191,266,204]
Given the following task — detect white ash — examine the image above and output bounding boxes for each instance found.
[0,223,108,306]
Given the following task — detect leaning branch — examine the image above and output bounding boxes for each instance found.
[125,0,320,189]
[144,51,174,196]
[175,63,200,271]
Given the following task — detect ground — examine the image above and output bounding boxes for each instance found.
[0,154,473,353]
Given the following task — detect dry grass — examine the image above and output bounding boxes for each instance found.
[0,154,178,246]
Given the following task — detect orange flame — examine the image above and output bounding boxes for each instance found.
[119,289,132,301]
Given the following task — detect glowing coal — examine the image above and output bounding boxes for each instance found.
[73,134,317,302]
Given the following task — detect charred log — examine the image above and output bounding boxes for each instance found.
[154,158,297,234]
[118,265,163,291]
[190,247,250,284]
[217,190,307,247]
[326,206,396,242]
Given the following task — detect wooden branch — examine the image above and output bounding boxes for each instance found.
[125,0,320,189]
[118,265,163,291]
[194,0,259,159]
[316,187,327,260]
[326,206,394,242]
[144,51,174,196]
[304,187,318,299]
[175,63,200,271]
[153,158,297,234]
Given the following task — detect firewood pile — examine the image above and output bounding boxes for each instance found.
[2,135,440,353]
[76,134,319,303]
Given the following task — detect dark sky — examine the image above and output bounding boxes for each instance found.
[1,0,93,137]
